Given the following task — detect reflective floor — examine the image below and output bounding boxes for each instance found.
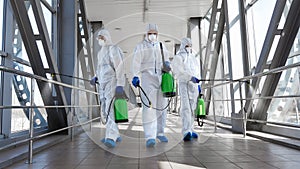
[4,108,300,169]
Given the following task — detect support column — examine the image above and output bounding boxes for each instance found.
[58,0,76,105]
[238,0,250,96]
[1,0,14,137]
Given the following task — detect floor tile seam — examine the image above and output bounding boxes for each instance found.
[234,161,281,169]
[265,161,291,169]
[164,151,182,169]
[104,153,115,169]
[75,150,96,167]
[210,151,247,169]
[190,149,207,168]
[235,153,283,169]
[244,151,292,163]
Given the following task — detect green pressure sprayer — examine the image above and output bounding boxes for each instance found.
[195,91,206,127]
[160,42,176,97]
[113,88,128,123]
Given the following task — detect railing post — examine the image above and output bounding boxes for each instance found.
[239,81,246,138]
[27,78,35,164]
[212,88,217,132]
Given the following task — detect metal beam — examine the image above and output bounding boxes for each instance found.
[1,0,15,137]
[40,0,55,14]
[223,0,235,114]
[205,1,225,113]
[202,0,219,79]
[10,0,68,131]
[79,0,95,78]
[244,0,286,115]
[238,0,251,96]
[251,0,300,126]
[77,0,97,111]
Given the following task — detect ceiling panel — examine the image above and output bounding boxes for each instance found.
[85,0,212,58]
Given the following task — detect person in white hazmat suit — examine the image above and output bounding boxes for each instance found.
[90,29,126,148]
[172,37,201,141]
[131,24,171,147]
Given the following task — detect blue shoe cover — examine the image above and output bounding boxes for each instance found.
[183,132,192,141]
[116,137,122,142]
[102,137,121,143]
[104,139,116,148]
[191,132,198,139]
[157,136,168,142]
[146,139,156,147]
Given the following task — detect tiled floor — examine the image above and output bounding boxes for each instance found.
[4,108,300,169]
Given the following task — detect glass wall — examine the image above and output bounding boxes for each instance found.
[10,0,57,133]
[266,28,300,125]
[201,0,300,128]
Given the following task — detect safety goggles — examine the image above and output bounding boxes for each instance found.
[148,33,158,35]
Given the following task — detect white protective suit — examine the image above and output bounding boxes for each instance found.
[132,25,170,141]
[96,29,125,142]
[172,38,200,136]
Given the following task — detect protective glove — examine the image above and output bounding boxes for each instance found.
[90,76,98,85]
[162,61,171,73]
[198,85,201,93]
[132,76,140,88]
[191,76,200,83]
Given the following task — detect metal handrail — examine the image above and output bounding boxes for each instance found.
[200,59,300,136]
[0,117,100,151]
[0,65,98,95]
[0,65,101,160]
[202,61,300,89]
[0,105,100,109]
[204,94,300,102]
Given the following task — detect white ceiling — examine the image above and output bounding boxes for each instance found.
[85,0,212,56]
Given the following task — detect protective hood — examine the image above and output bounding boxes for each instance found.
[177,37,192,55]
[144,23,158,43]
[97,29,113,45]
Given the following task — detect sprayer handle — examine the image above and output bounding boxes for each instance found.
[162,61,171,73]
[198,85,201,93]
[132,76,140,88]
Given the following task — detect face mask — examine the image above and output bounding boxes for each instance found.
[98,39,105,46]
[148,34,157,42]
[185,47,192,54]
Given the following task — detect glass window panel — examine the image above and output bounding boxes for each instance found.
[11,64,48,133]
[227,0,239,22]
[266,22,300,125]
[267,55,300,125]
[46,0,52,6]
[267,36,280,63]
[41,2,52,42]
[229,21,243,79]
[36,41,49,68]
[74,62,89,122]
[246,0,277,67]
[278,0,292,30]
[28,5,39,35]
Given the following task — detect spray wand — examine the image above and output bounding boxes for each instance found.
[50,72,97,83]
[136,84,172,111]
